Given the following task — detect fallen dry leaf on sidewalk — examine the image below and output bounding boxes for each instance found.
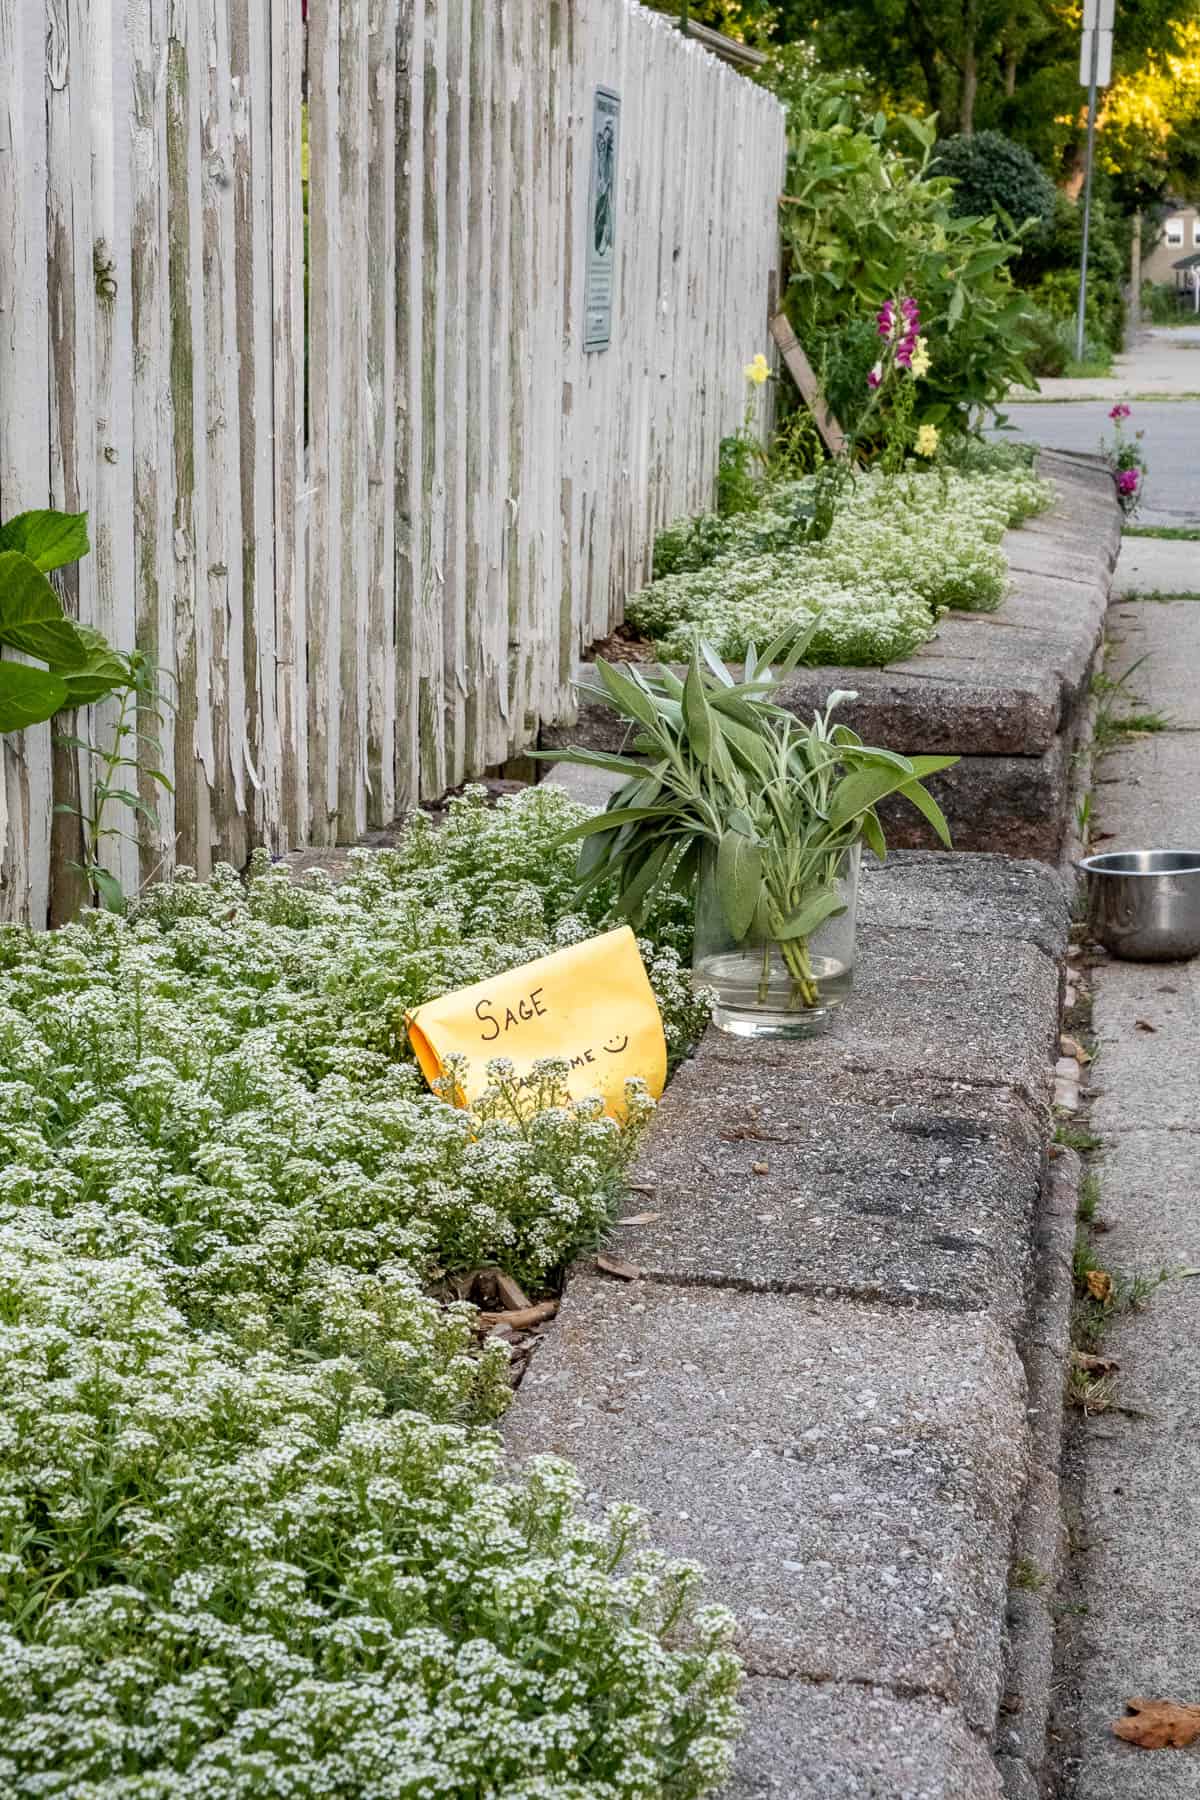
[1072,1350,1120,1376]
[1086,1270,1114,1303]
[1060,1034,1093,1065]
[616,1211,661,1227]
[1113,1698,1200,1750]
[1134,1019,1157,1034]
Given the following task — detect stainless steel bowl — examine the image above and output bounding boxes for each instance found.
[1079,849,1200,960]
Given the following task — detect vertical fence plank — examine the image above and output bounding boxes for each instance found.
[0,0,52,923]
[463,0,494,778]
[130,0,178,889]
[365,0,397,827]
[335,0,369,840]
[200,0,247,870]
[392,0,423,813]
[441,0,469,786]
[270,0,306,847]
[305,0,341,843]
[230,0,278,849]
[416,0,447,799]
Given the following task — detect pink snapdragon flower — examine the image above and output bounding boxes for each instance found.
[1117,468,1139,496]
[1109,403,1131,422]
[877,302,895,338]
[867,363,883,390]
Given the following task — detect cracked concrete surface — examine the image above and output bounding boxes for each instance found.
[1067,581,1200,1796]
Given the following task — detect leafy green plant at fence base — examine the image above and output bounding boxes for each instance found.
[543,634,957,1017]
[0,510,131,730]
[54,650,174,912]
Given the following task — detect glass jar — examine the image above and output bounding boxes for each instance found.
[693,842,860,1038]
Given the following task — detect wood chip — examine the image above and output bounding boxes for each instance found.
[476,1300,558,1332]
[1134,1019,1157,1034]
[616,1211,661,1226]
[492,1270,533,1312]
[596,1253,642,1282]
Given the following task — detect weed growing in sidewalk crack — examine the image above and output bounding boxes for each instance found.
[1056,1122,1103,1154]
[1012,1556,1049,1592]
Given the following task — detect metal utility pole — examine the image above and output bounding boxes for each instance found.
[1076,0,1114,362]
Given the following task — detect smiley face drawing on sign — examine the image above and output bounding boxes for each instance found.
[406,926,666,1119]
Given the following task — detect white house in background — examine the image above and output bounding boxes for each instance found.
[1143,204,1200,285]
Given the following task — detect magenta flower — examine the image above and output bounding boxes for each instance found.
[1117,469,1139,495]
[901,296,920,326]
[1110,403,1131,422]
[877,302,895,339]
[895,344,913,369]
[867,366,882,390]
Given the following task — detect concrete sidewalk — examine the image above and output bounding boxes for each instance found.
[1064,588,1200,1798]
[1012,326,1200,402]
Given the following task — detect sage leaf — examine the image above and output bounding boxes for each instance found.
[775,887,846,941]
[716,828,762,940]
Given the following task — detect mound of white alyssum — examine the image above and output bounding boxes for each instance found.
[0,787,738,1799]
[632,463,1055,665]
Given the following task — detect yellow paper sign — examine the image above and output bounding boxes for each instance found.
[406,926,666,1117]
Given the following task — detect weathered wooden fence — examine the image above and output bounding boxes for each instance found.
[0,0,784,923]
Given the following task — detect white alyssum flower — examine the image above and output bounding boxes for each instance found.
[0,788,738,1797]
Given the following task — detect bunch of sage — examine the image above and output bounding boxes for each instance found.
[544,629,959,1009]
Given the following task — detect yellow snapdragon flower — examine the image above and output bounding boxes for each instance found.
[910,336,931,378]
[744,353,770,386]
[915,423,940,458]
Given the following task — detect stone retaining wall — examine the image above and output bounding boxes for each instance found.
[504,853,1073,1796]
[540,449,1122,862]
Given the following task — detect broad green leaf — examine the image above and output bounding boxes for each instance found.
[0,661,69,732]
[698,639,735,688]
[88,867,127,913]
[897,776,954,847]
[592,658,664,733]
[0,508,89,572]
[682,652,715,764]
[716,828,762,941]
[775,887,846,941]
[528,745,649,777]
[59,648,129,705]
[613,838,674,925]
[0,553,89,667]
[861,808,888,862]
[557,805,674,843]
[827,756,958,831]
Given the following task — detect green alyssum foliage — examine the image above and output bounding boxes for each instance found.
[768,81,1037,444]
[547,638,956,1009]
[0,786,737,1798]
[634,464,1055,665]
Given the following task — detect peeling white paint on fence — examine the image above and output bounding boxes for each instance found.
[0,0,784,924]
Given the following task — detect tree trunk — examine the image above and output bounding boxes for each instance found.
[959,0,979,135]
[1130,209,1142,339]
[1004,48,1017,97]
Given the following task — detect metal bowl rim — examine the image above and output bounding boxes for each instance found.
[1078,849,1200,877]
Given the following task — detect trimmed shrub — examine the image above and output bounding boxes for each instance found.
[932,131,1057,233]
